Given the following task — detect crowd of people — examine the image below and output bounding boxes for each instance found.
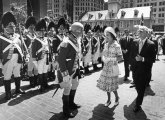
[0,9,164,118]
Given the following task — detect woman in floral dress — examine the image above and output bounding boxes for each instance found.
[97,27,123,107]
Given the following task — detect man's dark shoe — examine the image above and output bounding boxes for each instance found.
[63,112,75,118]
[133,105,142,113]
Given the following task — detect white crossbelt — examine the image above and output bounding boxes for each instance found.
[26,34,37,49]
[93,37,99,48]
[36,37,48,54]
[0,35,24,57]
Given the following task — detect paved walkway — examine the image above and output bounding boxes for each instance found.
[0,55,165,120]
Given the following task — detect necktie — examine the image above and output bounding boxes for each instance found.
[139,40,143,53]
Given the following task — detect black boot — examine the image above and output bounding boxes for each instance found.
[38,74,45,92]
[43,73,50,89]
[84,67,90,74]
[69,90,81,110]
[29,76,35,88]
[33,75,38,87]
[15,77,25,94]
[93,64,99,71]
[62,95,75,118]
[3,80,11,100]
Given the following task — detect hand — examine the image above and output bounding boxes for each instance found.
[63,75,70,82]
[122,49,127,54]
[135,55,143,61]
[103,58,110,63]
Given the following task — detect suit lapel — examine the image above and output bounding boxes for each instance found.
[140,39,148,55]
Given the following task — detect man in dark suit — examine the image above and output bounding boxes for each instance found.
[129,26,155,113]
[120,29,133,81]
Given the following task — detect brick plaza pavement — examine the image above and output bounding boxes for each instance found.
[0,56,165,120]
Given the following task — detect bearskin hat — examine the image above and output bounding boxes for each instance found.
[115,27,120,34]
[94,25,101,32]
[48,21,56,31]
[57,18,66,28]
[103,25,107,32]
[35,19,47,31]
[1,12,17,28]
[25,16,37,29]
[84,24,92,34]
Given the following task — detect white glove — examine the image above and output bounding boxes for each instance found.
[33,61,38,67]
[63,75,70,82]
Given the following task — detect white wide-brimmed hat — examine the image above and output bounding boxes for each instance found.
[104,27,116,37]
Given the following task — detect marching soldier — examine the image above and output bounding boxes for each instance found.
[99,27,106,68]
[47,21,56,81]
[24,16,38,88]
[82,24,92,74]
[32,19,50,92]
[0,12,26,100]
[57,22,84,118]
[92,25,101,71]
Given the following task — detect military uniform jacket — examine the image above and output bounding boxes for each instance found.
[25,33,36,53]
[57,35,79,82]
[91,36,99,54]
[31,37,49,61]
[52,34,63,55]
[0,33,23,65]
[82,36,90,56]
[100,36,105,53]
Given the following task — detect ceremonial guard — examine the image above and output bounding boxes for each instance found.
[47,21,56,81]
[57,22,84,118]
[24,16,38,88]
[0,12,26,100]
[92,25,101,71]
[32,19,50,92]
[82,24,92,74]
[99,27,106,68]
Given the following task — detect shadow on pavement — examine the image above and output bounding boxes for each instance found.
[7,84,57,106]
[144,87,155,96]
[123,99,150,120]
[49,110,78,120]
[89,104,118,120]
[49,112,68,120]
[118,77,132,85]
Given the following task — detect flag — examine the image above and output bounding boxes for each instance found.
[98,13,103,19]
[140,13,144,26]
[88,14,93,20]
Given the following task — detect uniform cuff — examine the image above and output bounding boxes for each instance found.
[142,57,145,62]
[61,70,69,77]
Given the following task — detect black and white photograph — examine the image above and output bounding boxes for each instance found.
[0,0,165,120]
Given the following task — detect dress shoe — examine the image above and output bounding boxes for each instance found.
[133,105,142,113]
[63,112,75,118]
[104,101,111,107]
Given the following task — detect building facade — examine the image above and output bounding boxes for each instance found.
[47,0,73,22]
[73,0,104,22]
[80,0,152,33]
[122,0,165,32]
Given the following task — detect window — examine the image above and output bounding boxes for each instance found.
[120,21,124,28]
[159,13,161,17]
